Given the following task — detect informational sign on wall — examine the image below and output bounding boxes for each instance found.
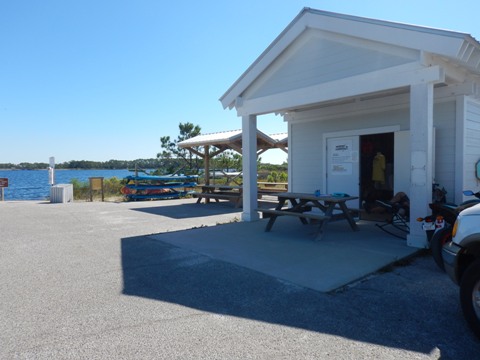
[329,139,358,176]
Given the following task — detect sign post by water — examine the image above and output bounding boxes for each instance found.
[89,177,104,202]
[48,156,55,186]
[0,178,8,201]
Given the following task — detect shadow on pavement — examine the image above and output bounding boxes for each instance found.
[121,234,478,357]
[131,202,242,219]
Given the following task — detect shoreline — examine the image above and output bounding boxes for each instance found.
[0,168,131,171]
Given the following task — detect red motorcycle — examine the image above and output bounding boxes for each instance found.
[418,189,480,271]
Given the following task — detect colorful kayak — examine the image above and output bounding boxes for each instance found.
[121,174,198,201]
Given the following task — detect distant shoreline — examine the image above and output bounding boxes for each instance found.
[0,168,131,171]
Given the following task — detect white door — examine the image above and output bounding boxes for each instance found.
[326,136,360,208]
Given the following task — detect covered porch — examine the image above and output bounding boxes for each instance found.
[220,8,480,248]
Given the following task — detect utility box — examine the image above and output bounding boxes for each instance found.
[50,184,74,203]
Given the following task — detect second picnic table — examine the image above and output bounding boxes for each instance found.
[258,192,359,240]
[193,184,243,208]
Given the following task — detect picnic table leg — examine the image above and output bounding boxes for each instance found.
[265,198,287,232]
[338,202,359,231]
[312,202,337,241]
[265,215,279,232]
[235,196,242,208]
[236,189,243,208]
[289,199,309,225]
[313,222,327,241]
[275,198,287,211]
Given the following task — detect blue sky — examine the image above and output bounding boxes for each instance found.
[1,0,479,165]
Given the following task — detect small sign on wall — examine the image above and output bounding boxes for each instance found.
[330,139,355,175]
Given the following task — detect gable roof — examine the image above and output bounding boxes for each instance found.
[220,7,480,110]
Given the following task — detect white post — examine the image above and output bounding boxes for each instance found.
[241,114,259,221]
[49,156,55,186]
[408,83,434,248]
[454,95,466,204]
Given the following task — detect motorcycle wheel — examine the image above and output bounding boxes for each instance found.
[430,227,452,271]
[460,259,480,340]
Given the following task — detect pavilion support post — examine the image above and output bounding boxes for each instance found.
[242,114,259,221]
[407,83,434,248]
[204,145,210,185]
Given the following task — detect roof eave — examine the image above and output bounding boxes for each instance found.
[220,8,480,111]
[219,7,311,110]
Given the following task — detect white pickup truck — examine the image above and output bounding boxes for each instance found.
[442,202,480,339]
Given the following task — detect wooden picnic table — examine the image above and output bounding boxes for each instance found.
[193,184,243,208]
[258,192,359,240]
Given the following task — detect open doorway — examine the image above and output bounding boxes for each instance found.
[360,132,394,212]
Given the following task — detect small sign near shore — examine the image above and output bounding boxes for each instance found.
[0,177,7,201]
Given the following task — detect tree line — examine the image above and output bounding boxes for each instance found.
[0,159,168,171]
[1,122,287,175]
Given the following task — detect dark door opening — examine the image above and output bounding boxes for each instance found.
[360,132,394,210]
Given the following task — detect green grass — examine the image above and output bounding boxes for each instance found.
[70,177,125,201]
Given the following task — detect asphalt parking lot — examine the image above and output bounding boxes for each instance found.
[1,199,479,359]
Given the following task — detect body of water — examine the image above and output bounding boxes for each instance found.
[0,169,134,200]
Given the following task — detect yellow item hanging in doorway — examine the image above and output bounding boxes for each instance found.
[372,152,386,185]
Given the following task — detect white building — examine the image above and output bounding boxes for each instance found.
[220,8,480,248]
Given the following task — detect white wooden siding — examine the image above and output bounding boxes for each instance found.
[290,106,410,193]
[465,99,480,191]
[433,101,456,202]
[244,29,419,100]
[289,98,458,197]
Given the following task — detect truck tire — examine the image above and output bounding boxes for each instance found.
[430,227,452,272]
[460,259,480,340]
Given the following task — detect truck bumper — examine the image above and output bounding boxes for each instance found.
[442,241,463,285]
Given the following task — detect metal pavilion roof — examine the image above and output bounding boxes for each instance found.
[178,129,288,155]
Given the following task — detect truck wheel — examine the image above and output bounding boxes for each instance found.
[460,259,480,340]
[430,227,451,271]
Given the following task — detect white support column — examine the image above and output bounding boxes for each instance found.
[454,95,466,204]
[204,145,210,186]
[408,83,434,248]
[241,114,260,222]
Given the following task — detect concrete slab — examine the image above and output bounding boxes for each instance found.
[0,198,417,293]
[152,215,419,292]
